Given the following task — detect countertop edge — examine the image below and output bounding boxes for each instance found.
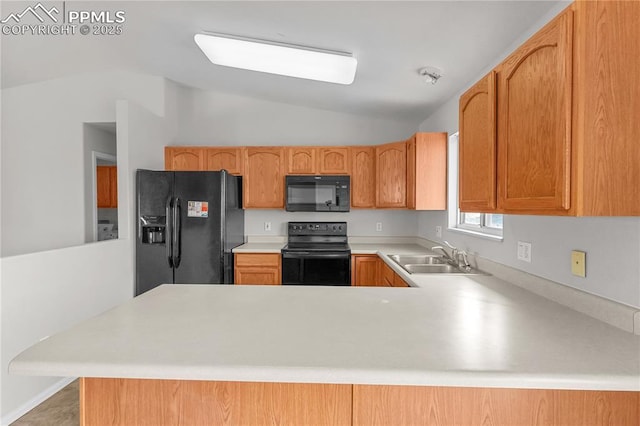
[10,362,639,392]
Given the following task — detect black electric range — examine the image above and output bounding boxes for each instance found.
[281,222,351,286]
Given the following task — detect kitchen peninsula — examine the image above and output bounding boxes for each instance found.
[10,273,640,425]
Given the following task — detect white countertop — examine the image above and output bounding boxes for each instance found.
[232,242,284,253]
[10,280,640,390]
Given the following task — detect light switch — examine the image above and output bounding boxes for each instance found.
[571,250,586,278]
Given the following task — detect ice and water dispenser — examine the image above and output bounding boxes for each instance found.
[140,216,166,244]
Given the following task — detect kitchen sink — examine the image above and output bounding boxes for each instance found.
[387,254,485,275]
[387,254,447,265]
[403,264,464,274]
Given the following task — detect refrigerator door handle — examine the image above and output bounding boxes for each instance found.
[165,196,174,268]
[173,197,182,268]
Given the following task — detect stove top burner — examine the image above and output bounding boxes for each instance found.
[284,221,349,253]
[282,243,351,252]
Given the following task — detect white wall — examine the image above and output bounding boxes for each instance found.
[0,239,133,423]
[175,87,417,146]
[417,4,640,309]
[1,71,167,257]
[0,73,176,423]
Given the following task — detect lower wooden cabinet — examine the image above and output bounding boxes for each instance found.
[234,253,281,285]
[392,272,409,287]
[81,378,352,426]
[352,255,409,287]
[352,385,640,426]
[380,260,395,287]
[351,255,380,286]
[81,378,640,426]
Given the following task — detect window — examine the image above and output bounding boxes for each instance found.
[447,132,503,239]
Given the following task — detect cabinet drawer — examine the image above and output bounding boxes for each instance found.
[235,253,280,268]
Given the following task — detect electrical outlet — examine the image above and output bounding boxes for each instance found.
[571,250,586,277]
[435,226,442,238]
[264,222,271,231]
[376,222,383,232]
[517,241,532,263]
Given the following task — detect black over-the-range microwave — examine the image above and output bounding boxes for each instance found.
[285,175,350,212]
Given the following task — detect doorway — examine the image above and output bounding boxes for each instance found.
[84,123,118,243]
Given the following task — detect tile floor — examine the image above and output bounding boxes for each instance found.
[11,380,79,426]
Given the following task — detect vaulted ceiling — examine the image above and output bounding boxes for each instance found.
[1,1,565,123]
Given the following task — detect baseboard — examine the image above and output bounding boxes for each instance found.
[1,377,76,426]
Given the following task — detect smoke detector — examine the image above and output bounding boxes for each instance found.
[419,66,443,85]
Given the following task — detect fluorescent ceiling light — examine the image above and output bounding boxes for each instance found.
[194,33,357,85]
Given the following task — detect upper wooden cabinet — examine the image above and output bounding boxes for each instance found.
[318,147,350,174]
[573,0,640,216]
[164,147,204,171]
[406,133,447,210]
[286,147,317,174]
[497,8,573,213]
[459,72,497,212]
[204,147,243,175]
[285,146,350,175]
[376,141,407,208]
[244,147,285,208]
[97,166,117,208]
[164,134,448,211]
[460,2,639,216]
[350,146,376,208]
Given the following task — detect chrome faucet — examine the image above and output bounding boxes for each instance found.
[431,241,472,271]
[431,241,457,263]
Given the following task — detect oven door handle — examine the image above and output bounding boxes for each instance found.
[282,252,350,259]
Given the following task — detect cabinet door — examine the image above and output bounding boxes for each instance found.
[165,147,204,171]
[244,147,285,208]
[286,147,317,174]
[392,272,409,288]
[459,72,497,212]
[109,166,118,208]
[376,141,407,208]
[497,9,573,212]
[407,133,447,211]
[318,147,350,174]
[406,136,416,209]
[351,255,379,286]
[96,166,111,208]
[350,146,376,208]
[204,147,243,175]
[576,1,640,216]
[380,261,395,287]
[234,254,281,285]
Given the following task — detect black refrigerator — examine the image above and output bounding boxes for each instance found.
[135,170,244,296]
